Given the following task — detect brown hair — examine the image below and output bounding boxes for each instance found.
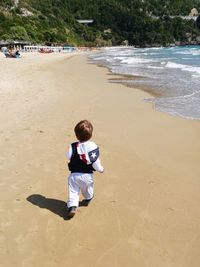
[74,120,93,142]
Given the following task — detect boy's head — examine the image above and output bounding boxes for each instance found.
[74,120,93,142]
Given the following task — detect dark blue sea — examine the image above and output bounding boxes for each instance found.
[89,46,200,120]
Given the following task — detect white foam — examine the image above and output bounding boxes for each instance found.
[121,57,153,64]
[145,92,200,120]
[191,50,200,56]
[165,62,185,68]
[175,50,192,55]
[147,66,164,69]
[166,61,200,75]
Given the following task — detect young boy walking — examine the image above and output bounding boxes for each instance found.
[66,120,104,218]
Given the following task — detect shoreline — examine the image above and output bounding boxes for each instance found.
[1,52,200,267]
[94,62,164,98]
[88,46,200,121]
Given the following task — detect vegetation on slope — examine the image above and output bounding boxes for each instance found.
[0,0,200,46]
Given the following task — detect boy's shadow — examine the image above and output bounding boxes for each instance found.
[27,194,69,220]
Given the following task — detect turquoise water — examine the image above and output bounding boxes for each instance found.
[89,46,200,120]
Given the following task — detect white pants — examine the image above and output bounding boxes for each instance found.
[67,172,94,208]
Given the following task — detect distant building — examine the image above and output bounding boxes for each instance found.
[13,0,19,6]
[122,40,129,46]
[0,40,30,50]
[104,28,112,34]
[189,8,198,17]
[77,20,94,24]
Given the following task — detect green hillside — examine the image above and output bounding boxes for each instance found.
[0,0,200,46]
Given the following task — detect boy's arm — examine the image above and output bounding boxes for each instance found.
[92,158,104,173]
[66,145,72,161]
[87,143,104,173]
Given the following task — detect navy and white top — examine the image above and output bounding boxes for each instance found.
[66,141,104,173]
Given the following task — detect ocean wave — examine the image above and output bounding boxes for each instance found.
[175,50,193,55]
[191,50,200,56]
[89,46,200,120]
[121,57,154,64]
[147,66,164,69]
[166,61,200,75]
[145,91,200,120]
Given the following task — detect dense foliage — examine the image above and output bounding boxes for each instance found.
[0,0,200,46]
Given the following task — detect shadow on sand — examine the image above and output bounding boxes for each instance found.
[27,194,69,220]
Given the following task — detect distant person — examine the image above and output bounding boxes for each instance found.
[8,49,14,56]
[15,50,20,57]
[1,47,7,52]
[66,120,104,218]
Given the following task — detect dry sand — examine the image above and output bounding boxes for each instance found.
[0,51,200,267]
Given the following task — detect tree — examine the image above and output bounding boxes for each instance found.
[196,15,200,29]
[10,26,29,40]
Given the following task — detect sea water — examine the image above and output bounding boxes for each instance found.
[89,46,200,120]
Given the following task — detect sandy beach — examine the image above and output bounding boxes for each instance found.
[0,51,200,267]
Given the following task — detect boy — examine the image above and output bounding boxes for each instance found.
[66,120,104,218]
